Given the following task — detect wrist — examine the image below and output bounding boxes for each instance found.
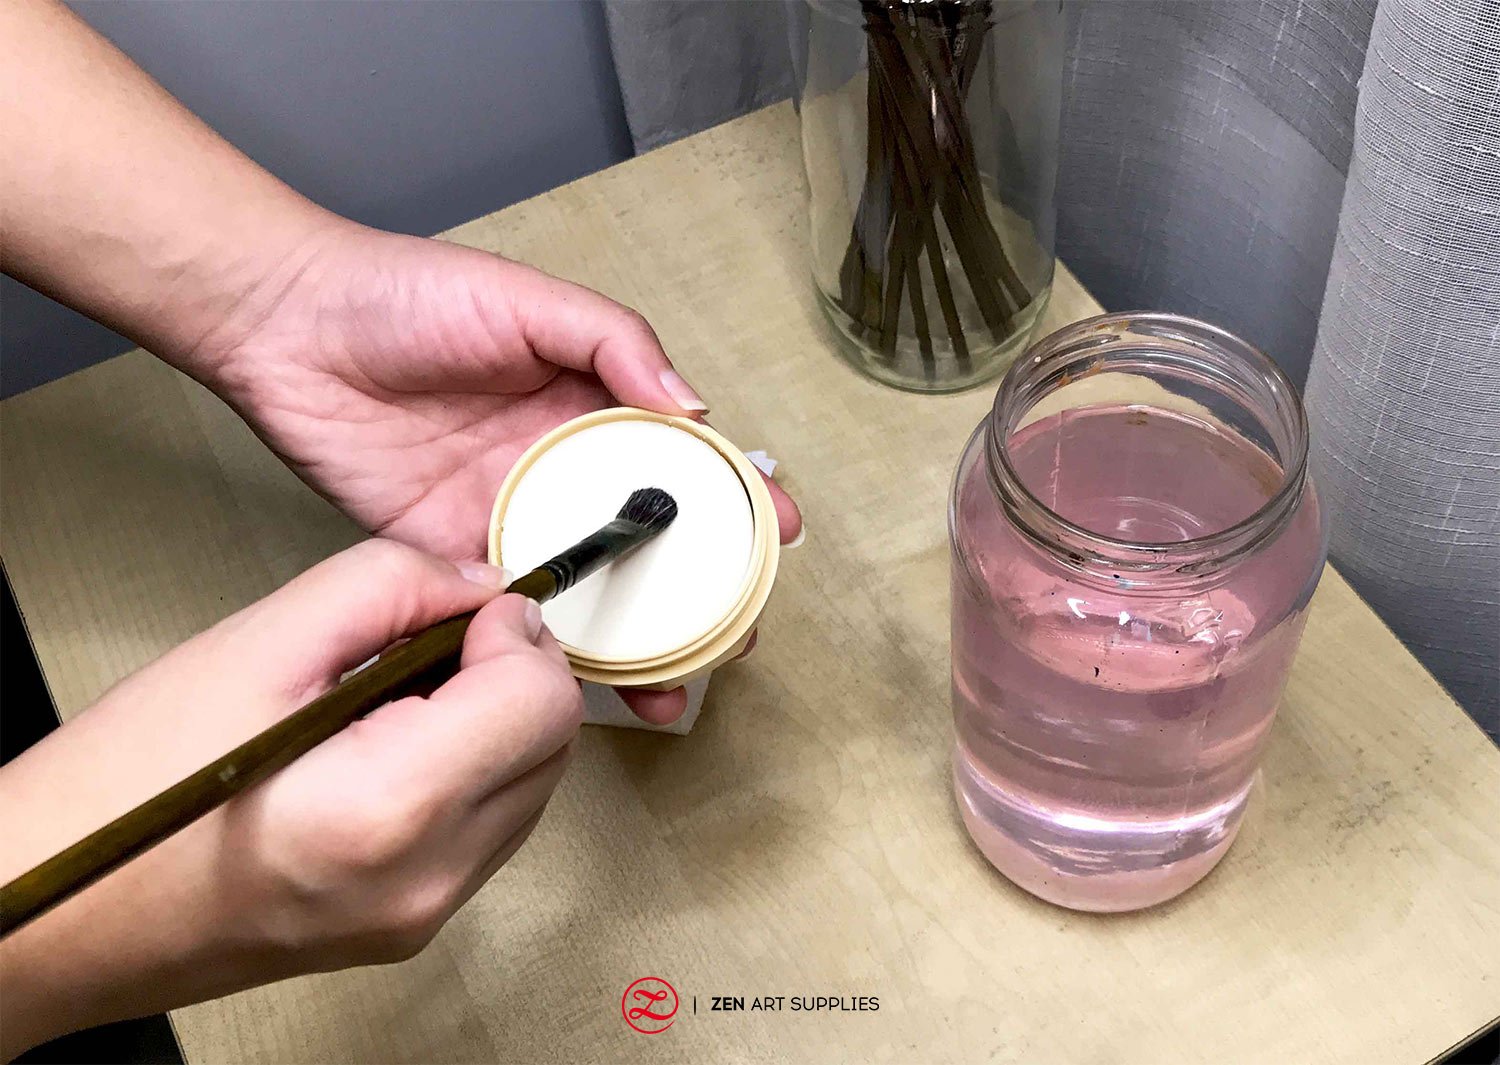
[0,833,272,1058]
[0,672,301,1054]
[0,713,244,1056]
[151,200,353,389]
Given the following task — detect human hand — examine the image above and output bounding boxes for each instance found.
[0,540,580,1057]
[182,221,802,724]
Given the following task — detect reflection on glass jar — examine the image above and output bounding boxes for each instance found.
[949,313,1329,911]
[794,0,1063,393]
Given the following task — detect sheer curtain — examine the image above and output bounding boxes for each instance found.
[602,0,1499,740]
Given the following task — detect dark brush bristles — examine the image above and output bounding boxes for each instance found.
[505,487,680,604]
[618,487,678,535]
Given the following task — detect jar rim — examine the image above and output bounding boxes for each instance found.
[985,312,1310,578]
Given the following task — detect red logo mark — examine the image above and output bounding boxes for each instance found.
[621,976,679,1034]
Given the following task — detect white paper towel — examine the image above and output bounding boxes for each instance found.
[583,675,712,735]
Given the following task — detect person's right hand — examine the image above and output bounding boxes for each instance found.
[0,539,582,1058]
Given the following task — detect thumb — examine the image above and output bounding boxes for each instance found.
[224,539,511,699]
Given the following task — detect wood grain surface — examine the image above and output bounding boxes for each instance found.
[3,103,1496,1064]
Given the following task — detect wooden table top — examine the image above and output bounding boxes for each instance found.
[3,103,1497,1065]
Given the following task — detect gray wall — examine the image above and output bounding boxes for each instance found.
[1,0,633,397]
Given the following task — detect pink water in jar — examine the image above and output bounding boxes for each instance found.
[949,315,1327,912]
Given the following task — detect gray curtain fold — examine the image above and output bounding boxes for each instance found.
[601,0,1500,738]
[601,1,794,153]
[1305,0,1500,738]
[1053,0,1375,386]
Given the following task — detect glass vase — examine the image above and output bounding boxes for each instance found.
[794,0,1063,393]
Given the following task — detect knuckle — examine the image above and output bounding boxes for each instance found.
[371,932,428,966]
[351,538,430,585]
[528,658,584,733]
[331,793,431,874]
[348,541,452,624]
[249,778,459,969]
[618,306,658,341]
[370,884,454,963]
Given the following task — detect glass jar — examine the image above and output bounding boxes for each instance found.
[949,313,1329,912]
[793,0,1062,393]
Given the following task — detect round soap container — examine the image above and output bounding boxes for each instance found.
[488,408,780,691]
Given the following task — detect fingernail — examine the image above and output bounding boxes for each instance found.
[522,598,544,643]
[660,370,709,414]
[786,527,806,550]
[457,561,511,590]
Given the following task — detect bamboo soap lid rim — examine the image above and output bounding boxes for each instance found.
[488,408,780,691]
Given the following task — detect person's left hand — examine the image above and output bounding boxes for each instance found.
[187,222,802,724]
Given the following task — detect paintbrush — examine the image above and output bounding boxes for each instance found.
[0,488,678,936]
